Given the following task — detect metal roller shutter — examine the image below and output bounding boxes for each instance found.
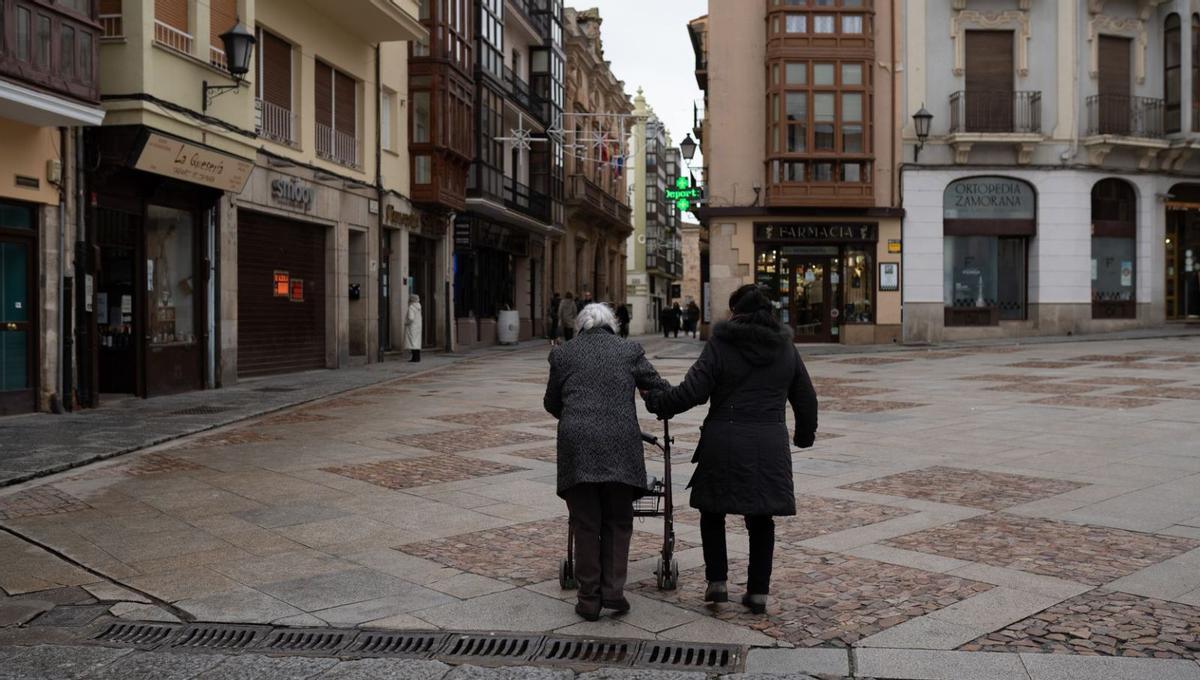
[237,211,326,377]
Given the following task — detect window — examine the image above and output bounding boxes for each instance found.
[841,15,863,33]
[814,15,834,33]
[844,249,873,323]
[16,7,31,62]
[412,91,431,143]
[786,93,807,151]
[80,32,93,79]
[315,61,360,167]
[256,29,294,143]
[1091,179,1137,319]
[842,93,863,152]
[769,57,871,186]
[785,14,806,32]
[57,0,91,15]
[1193,15,1199,132]
[1166,14,1182,133]
[61,26,75,78]
[36,14,50,68]
[415,155,432,184]
[786,63,806,84]
[381,90,394,151]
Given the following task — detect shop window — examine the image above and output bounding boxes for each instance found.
[944,236,1027,324]
[146,206,196,347]
[1091,178,1137,319]
[844,249,873,323]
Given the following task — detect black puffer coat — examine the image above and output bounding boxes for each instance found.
[544,328,670,498]
[646,319,818,517]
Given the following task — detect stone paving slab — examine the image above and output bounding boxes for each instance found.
[840,467,1086,511]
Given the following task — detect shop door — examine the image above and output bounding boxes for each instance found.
[238,211,326,377]
[96,208,141,396]
[0,237,34,415]
[790,257,841,343]
[1169,211,1200,319]
[408,236,437,346]
[144,206,205,396]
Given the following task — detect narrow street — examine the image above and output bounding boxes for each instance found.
[2,336,1200,678]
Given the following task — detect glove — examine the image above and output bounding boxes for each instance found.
[793,431,815,449]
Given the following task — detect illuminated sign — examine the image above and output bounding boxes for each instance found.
[273,271,290,297]
[290,278,305,302]
[664,177,703,212]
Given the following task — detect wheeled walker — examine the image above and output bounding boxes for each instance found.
[559,419,679,591]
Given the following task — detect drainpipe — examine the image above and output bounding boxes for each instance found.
[75,127,89,408]
[52,128,68,414]
[376,44,385,363]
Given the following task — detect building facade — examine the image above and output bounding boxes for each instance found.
[903,0,1200,343]
[453,0,565,346]
[626,93,683,335]
[0,0,105,414]
[560,7,631,307]
[78,0,423,405]
[691,0,902,345]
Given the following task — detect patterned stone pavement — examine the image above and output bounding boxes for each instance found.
[3,333,1200,673]
[885,514,1200,586]
[841,467,1086,511]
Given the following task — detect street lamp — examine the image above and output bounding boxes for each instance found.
[912,105,933,162]
[203,18,257,113]
[679,133,698,161]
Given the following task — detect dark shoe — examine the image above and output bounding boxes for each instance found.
[741,593,767,615]
[602,597,631,613]
[704,581,728,603]
[575,600,601,622]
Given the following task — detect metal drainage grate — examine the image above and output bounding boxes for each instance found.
[260,629,353,654]
[169,625,266,651]
[167,405,234,416]
[347,631,447,658]
[92,622,177,649]
[439,633,539,664]
[535,637,636,668]
[634,642,741,673]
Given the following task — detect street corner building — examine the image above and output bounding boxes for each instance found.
[690,0,904,345]
[902,0,1200,343]
[0,0,106,415]
[71,0,426,408]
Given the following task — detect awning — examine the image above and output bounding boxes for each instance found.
[0,79,104,127]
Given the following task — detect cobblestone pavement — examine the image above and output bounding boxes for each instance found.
[4,334,1200,680]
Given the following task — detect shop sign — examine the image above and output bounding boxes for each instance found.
[271,178,315,211]
[290,278,305,302]
[665,177,703,212]
[943,177,1035,221]
[755,223,877,242]
[133,133,253,193]
[274,271,290,297]
[888,239,902,254]
[454,221,473,249]
[383,204,421,229]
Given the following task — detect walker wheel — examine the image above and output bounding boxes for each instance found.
[559,559,577,590]
[656,558,679,591]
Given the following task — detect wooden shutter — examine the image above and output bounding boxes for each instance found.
[155,0,188,32]
[260,31,292,110]
[964,30,1014,132]
[1099,36,1132,97]
[100,0,122,14]
[315,62,333,129]
[210,0,237,47]
[335,70,357,137]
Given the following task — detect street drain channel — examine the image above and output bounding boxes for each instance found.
[88,622,744,672]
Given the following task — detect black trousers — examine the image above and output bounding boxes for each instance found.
[409,349,421,362]
[700,512,775,595]
[563,327,575,342]
[564,483,635,604]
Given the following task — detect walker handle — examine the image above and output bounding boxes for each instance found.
[640,432,659,445]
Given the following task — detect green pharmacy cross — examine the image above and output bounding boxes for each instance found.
[665,177,703,212]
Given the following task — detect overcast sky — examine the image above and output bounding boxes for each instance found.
[576,1,706,165]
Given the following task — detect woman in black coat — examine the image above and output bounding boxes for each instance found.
[545,303,669,621]
[646,284,817,614]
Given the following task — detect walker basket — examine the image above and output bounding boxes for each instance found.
[633,476,665,517]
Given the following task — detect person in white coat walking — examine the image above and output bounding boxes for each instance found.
[406,294,423,362]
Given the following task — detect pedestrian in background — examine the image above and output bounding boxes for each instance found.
[544,303,670,621]
[405,294,423,363]
[685,300,701,338]
[558,292,578,342]
[577,290,593,313]
[616,303,631,338]
[658,303,674,338]
[646,284,818,615]
[670,302,683,338]
[548,292,562,344]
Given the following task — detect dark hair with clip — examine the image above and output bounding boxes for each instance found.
[728,283,780,330]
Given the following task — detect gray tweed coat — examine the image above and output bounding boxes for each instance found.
[544,327,670,498]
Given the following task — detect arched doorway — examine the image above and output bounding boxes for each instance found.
[1090,179,1137,319]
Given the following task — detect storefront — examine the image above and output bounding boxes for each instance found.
[0,201,36,415]
[84,127,250,403]
[381,200,449,352]
[453,216,535,346]
[753,221,900,344]
[1166,184,1200,320]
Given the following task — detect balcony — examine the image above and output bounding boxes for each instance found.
[567,174,632,232]
[316,123,361,169]
[99,14,123,41]
[0,0,104,126]
[153,20,194,56]
[256,99,296,146]
[503,176,551,223]
[946,91,1043,164]
[504,66,537,116]
[1083,94,1168,166]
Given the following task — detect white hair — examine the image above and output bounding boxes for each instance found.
[575,303,619,334]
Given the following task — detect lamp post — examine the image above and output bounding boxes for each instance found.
[679,133,697,161]
[912,106,933,163]
[203,19,257,113]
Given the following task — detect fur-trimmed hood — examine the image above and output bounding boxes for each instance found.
[712,319,793,366]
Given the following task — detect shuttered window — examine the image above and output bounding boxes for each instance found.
[210,0,237,47]
[155,0,188,32]
[315,61,333,129]
[100,0,122,14]
[335,71,357,138]
[258,29,292,110]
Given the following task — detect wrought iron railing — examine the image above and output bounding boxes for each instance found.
[316,123,361,168]
[948,91,1041,134]
[503,175,551,222]
[153,19,193,55]
[1086,94,1165,138]
[568,174,632,226]
[209,45,227,71]
[256,99,296,146]
[505,66,535,113]
[99,14,123,40]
